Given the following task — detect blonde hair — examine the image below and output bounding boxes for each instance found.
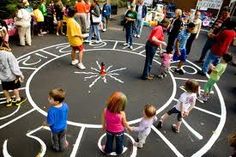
[106,91,127,113]
[175,9,182,17]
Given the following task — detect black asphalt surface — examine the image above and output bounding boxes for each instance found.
[0,15,236,157]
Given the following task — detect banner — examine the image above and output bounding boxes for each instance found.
[197,0,223,10]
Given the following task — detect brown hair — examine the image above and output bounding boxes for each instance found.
[185,79,199,93]
[106,91,127,113]
[228,132,236,148]
[49,88,65,103]
[144,104,156,118]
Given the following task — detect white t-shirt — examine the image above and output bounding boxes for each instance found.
[174,92,197,112]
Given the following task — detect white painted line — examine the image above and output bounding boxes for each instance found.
[112,41,118,50]
[26,126,46,157]
[174,77,208,83]
[96,60,101,69]
[39,50,59,57]
[182,119,203,140]
[97,133,137,157]
[18,56,42,66]
[132,45,143,51]
[108,67,127,73]
[107,75,124,83]
[194,106,221,118]
[35,53,48,59]
[91,67,100,72]
[70,126,85,157]
[106,65,113,72]
[89,76,101,88]
[0,108,36,130]
[0,87,26,94]
[3,139,12,157]
[0,106,20,120]
[137,50,145,54]
[84,75,99,80]
[122,45,129,49]
[151,126,184,157]
[74,72,98,75]
[19,67,37,70]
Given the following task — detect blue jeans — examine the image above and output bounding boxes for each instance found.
[87,24,101,41]
[104,131,124,155]
[199,38,215,61]
[202,51,220,74]
[142,41,158,78]
[125,24,133,46]
[135,18,144,36]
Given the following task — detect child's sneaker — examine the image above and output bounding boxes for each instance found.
[157,74,164,79]
[15,97,27,106]
[198,94,208,102]
[171,124,180,133]
[71,59,79,65]
[156,121,163,129]
[123,43,128,46]
[78,63,86,70]
[134,142,143,149]
[5,99,12,107]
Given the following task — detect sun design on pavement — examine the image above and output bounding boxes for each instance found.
[74,61,127,88]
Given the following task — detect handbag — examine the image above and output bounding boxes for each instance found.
[92,14,102,23]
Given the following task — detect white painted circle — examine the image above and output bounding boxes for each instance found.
[182,65,198,75]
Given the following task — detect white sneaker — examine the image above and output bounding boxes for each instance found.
[129,46,133,50]
[137,35,140,38]
[78,63,86,69]
[123,43,128,46]
[102,28,106,32]
[133,34,137,37]
[95,40,102,43]
[84,39,91,43]
[71,59,79,65]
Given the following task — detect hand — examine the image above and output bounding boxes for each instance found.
[162,41,167,46]
[176,50,181,56]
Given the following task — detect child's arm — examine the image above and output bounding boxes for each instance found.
[180,102,185,117]
[175,39,180,56]
[185,97,196,117]
[121,111,132,132]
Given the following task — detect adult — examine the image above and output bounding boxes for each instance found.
[39,0,48,33]
[101,0,111,32]
[142,19,169,80]
[74,0,87,33]
[196,6,230,63]
[54,0,65,36]
[166,9,183,53]
[84,0,91,31]
[198,20,236,76]
[46,0,55,34]
[134,0,147,38]
[186,11,202,55]
[15,3,32,46]
[85,0,102,43]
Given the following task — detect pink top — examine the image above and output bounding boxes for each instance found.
[105,108,125,133]
[161,53,172,67]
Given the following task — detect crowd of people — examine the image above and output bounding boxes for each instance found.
[0,0,236,156]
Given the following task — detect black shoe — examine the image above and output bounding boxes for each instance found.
[171,124,179,133]
[156,121,163,129]
[197,70,206,76]
[175,69,184,75]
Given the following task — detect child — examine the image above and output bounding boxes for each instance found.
[101,91,132,155]
[46,88,69,152]
[228,132,236,157]
[66,7,86,70]
[102,0,111,32]
[33,5,45,36]
[0,23,10,49]
[157,51,173,79]
[0,47,26,107]
[123,4,137,50]
[132,104,157,148]
[173,22,195,75]
[199,53,232,102]
[157,79,199,133]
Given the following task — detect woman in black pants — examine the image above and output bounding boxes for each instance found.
[166,9,183,53]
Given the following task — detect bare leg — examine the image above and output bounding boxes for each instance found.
[78,50,84,63]
[177,61,184,69]
[160,113,170,122]
[71,49,76,61]
[13,89,21,100]
[3,90,11,102]
[175,121,182,131]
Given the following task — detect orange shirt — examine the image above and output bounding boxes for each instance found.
[84,2,91,13]
[75,2,86,13]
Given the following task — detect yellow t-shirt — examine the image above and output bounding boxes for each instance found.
[67,18,83,46]
[33,9,44,22]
